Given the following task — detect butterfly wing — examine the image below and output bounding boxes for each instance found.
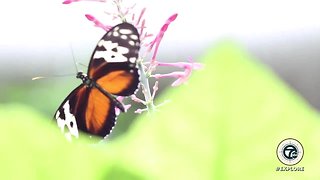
[88,22,140,96]
[54,85,116,138]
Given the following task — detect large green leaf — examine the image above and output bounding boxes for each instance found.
[115,41,320,179]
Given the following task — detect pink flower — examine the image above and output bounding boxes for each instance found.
[135,8,146,27]
[131,95,146,105]
[134,108,147,114]
[152,81,159,99]
[153,71,188,86]
[63,0,106,4]
[147,14,178,63]
[130,95,148,114]
[62,0,79,4]
[152,60,204,86]
[85,14,112,31]
[157,61,203,70]
[115,96,131,115]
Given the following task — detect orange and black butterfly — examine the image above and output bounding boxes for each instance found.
[54,22,140,140]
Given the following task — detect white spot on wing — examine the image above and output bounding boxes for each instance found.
[130,34,138,40]
[120,35,127,40]
[129,57,136,63]
[119,29,132,34]
[94,40,130,62]
[56,101,79,141]
[113,31,119,37]
[128,40,135,46]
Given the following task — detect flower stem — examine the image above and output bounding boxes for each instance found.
[137,59,155,112]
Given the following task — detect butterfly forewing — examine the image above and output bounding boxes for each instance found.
[88,23,140,96]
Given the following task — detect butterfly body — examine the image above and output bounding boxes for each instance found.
[54,22,140,140]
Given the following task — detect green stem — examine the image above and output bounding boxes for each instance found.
[138,60,155,111]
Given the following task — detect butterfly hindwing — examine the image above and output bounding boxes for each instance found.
[55,85,85,140]
[85,87,116,137]
[55,85,117,139]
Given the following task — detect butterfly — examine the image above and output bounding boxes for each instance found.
[54,22,140,140]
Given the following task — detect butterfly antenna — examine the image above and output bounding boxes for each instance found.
[69,44,80,73]
[32,73,76,81]
[77,62,88,68]
[33,44,80,81]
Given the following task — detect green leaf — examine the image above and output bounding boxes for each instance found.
[0,104,110,179]
[113,41,320,179]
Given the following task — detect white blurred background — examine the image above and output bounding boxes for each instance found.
[1,0,320,111]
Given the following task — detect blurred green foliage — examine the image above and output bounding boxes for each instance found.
[1,41,320,179]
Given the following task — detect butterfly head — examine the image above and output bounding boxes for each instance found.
[76,71,84,79]
[76,71,93,87]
